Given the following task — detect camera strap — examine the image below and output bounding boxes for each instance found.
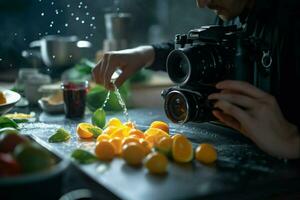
[241,11,278,94]
[248,35,273,94]
[219,17,273,93]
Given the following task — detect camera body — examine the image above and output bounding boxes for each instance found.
[162,25,255,124]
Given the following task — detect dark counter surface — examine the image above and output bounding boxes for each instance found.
[14,107,300,200]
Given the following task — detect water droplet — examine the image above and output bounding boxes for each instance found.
[24,38,26,41]
[0,58,2,61]
[45,32,48,35]
[55,9,59,14]
[76,17,79,21]
[47,68,50,72]
[85,36,89,39]
[29,53,33,56]
[49,24,53,27]
[79,2,83,5]
[38,0,42,2]
[52,55,56,59]
[60,10,63,13]
[38,33,42,36]
[90,33,94,37]
[50,21,54,24]
[14,33,18,36]
[69,55,73,58]
[84,5,88,9]
[78,5,81,8]
[51,2,54,5]
[10,64,13,67]
[67,4,70,8]
[41,12,44,16]
[89,23,93,27]
[71,13,74,16]
[86,12,90,16]
[65,23,69,27]
[91,16,95,20]
[81,20,85,24]
[93,26,96,29]
[57,30,61,34]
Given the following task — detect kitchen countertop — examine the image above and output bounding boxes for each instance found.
[13,106,300,200]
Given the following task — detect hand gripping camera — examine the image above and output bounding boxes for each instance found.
[162,25,264,124]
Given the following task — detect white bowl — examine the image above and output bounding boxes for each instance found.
[0,90,21,115]
[38,98,64,114]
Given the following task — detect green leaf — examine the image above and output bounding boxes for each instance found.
[74,59,95,74]
[88,127,103,138]
[71,149,98,164]
[0,116,19,129]
[48,128,71,143]
[12,118,29,123]
[91,108,106,129]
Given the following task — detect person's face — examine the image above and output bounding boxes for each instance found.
[196,0,251,21]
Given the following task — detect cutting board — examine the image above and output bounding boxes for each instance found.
[22,108,300,200]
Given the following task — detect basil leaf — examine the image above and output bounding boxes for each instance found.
[48,128,71,143]
[71,149,98,164]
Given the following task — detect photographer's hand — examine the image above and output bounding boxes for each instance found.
[208,80,300,159]
[92,46,154,90]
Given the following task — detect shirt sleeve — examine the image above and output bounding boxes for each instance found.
[147,41,174,71]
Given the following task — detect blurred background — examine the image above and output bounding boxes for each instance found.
[0,0,215,70]
[0,0,216,109]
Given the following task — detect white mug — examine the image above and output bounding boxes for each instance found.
[24,74,51,105]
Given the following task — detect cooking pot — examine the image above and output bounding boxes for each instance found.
[30,35,92,68]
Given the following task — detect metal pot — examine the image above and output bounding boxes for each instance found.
[105,13,132,41]
[103,12,132,51]
[30,35,91,68]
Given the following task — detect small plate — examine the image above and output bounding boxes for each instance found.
[0,90,21,115]
[38,98,64,114]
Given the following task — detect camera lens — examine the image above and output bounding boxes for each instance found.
[167,46,229,85]
[166,50,191,85]
[164,90,190,123]
[163,87,216,123]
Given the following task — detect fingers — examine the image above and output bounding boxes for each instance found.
[92,52,121,90]
[216,80,267,99]
[92,53,110,86]
[92,48,147,90]
[208,93,257,109]
[104,55,120,90]
[114,70,131,88]
[214,100,251,124]
[92,61,101,83]
[100,53,110,88]
[212,110,241,131]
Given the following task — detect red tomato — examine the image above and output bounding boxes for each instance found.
[0,133,29,153]
[0,153,21,176]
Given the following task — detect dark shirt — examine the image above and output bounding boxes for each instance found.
[148,0,300,128]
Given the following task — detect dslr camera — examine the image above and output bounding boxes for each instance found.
[162,25,260,124]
